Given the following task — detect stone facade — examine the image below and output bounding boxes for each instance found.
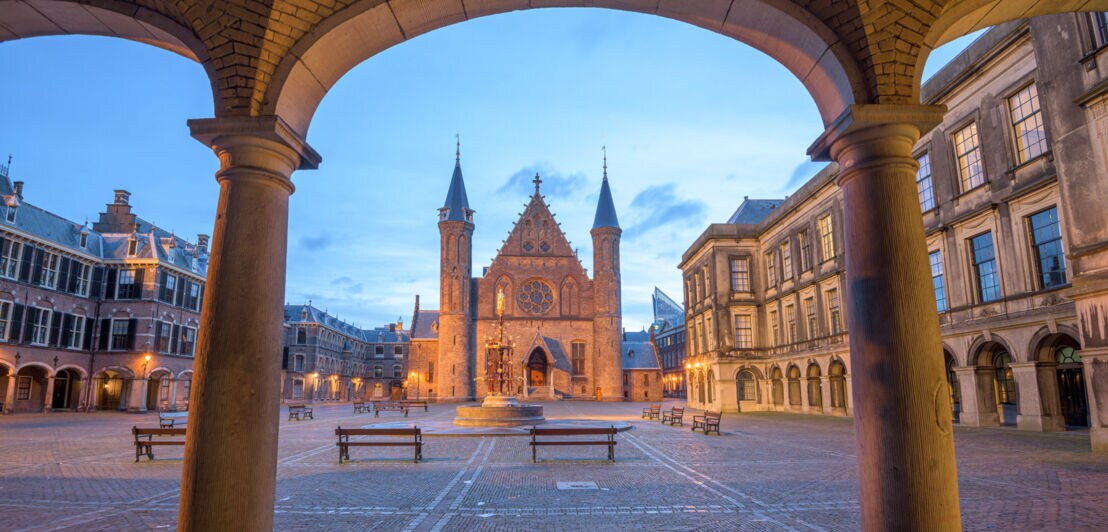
[280,304,408,403]
[0,168,207,414]
[411,157,624,402]
[682,19,1105,446]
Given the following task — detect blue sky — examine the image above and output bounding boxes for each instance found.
[0,8,981,331]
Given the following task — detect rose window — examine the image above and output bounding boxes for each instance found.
[517,280,554,314]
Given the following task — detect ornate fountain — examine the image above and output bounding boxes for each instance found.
[454,289,545,426]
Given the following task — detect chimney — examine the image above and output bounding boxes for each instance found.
[114,189,131,205]
[13,181,23,199]
[197,234,210,254]
[389,323,396,332]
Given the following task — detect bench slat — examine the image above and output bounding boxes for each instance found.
[531,441,616,446]
[338,442,420,447]
[336,429,419,436]
[134,428,186,436]
[531,428,615,435]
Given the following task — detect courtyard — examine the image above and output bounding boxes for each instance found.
[0,401,1105,531]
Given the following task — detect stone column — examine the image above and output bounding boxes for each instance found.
[3,374,15,413]
[820,376,832,413]
[1011,362,1065,432]
[178,116,319,531]
[810,104,960,530]
[1082,349,1108,450]
[128,378,148,413]
[954,367,991,427]
[42,376,55,412]
[168,379,179,412]
[843,375,853,416]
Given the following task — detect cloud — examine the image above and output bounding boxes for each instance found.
[331,276,353,285]
[623,184,707,239]
[348,283,364,295]
[497,165,587,199]
[300,234,332,251]
[784,160,825,191]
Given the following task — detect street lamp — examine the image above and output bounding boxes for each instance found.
[142,354,152,378]
[408,371,420,399]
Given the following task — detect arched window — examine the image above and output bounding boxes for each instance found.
[787,366,802,406]
[697,372,706,404]
[807,364,822,407]
[771,367,784,406]
[829,360,847,409]
[993,352,1015,405]
[945,353,959,407]
[706,370,715,404]
[737,370,757,401]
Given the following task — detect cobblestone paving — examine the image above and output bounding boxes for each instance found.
[1,401,1105,531]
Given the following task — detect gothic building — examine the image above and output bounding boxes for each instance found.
[408,152,625,402]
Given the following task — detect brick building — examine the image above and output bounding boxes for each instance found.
[650,287,687,398]
[408,151,625,402]
[621,329,662,402]
[0,168,207,414]
[281,304,408,402]
[681,18,1103,444]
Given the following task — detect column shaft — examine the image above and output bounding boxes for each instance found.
[829,119,961,530]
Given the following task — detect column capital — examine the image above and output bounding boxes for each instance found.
[188,115,322,171]
[807,104,947,162]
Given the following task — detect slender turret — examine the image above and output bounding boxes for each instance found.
[591,149,623,401]
[437,138,475,401]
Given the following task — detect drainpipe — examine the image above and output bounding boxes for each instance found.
[82,299,101,412]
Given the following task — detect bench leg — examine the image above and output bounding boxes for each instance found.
[532,445,537,463]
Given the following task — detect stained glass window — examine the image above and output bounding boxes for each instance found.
[517,280,554,314]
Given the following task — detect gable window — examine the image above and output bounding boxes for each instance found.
[930,251,948,312]
[766,252,777,287]
[5,207,15,224]
[827,288,842,335]
[116,269,137,299]
[0,240,21,279]
[916,152,936,212]
[971,232,1001,303]
[817,214,835,260]
[729,258,750,292]
[68,316,86,349]
[110,319,130,350]
[780,241,793,280]
[1028,207,1067,289]
[1009,83,1048,163]
[798,230,812,271]
[127,238,138,256]
[733,314,752,349]
[40,252,59,288]
[954,122,986,191]
[571,341,586,375]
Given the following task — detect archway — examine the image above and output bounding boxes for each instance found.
[147,369,173,411]
[706,369,715,405]
[736,369,758,408]
[991,350,1017,426]
[12,365,49,413]
[770,367,785,407]
[51,368,83,410]
[807,363,823,410]
[945,352,960,423]
[526,349,548,387]
[0,363,11,412]
[787,365,802,408]
[95,369,129,411]
[1032,332,1088,428]
[697,371,706,404]
[829,360,848,414]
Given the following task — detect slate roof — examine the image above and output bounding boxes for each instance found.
[440,159,472,222]
[651,287,684,331]
[0,174,206,277]
[622,340,660,370]
[284,304,410,342]
[411,310,440,340]
[726,198,784,225]
[592,176,620,230]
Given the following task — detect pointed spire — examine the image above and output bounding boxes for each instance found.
[592,146,620,230]
[441,136,472,222]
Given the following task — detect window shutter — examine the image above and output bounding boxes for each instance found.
[10,304,24,343]
[99,318,111,350]
[49,312,62,347]
[157,271,167,301]
[171,324,180,354]
[67,263,80,293]
[90,267,104,298]
[18,246,35,282]
[197,285,204,311]
[127,318,138,350]
[60,313,73,348]
[133,268,145,299]
[104,268,117,300]
[175,280,186,307]
[282,346,289,370]
[30,248,44,285]
[57,258,71,293]
[23,308,36,342]
[154,322,163,353]
[83,317,94,351]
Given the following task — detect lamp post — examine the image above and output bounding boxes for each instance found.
[142,354,152,378]
[409,371,420,399]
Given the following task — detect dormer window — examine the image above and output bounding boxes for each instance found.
[301,309,308,320]
[127,238,138,256]
[5,207,15,224]
[79,232,88,248]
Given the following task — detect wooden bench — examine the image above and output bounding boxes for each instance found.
[353,402,369,414]
[132,426,186,462]
[641,404,661,420]
[158,411,189,428]
[373,402,409,417]
[661,407,685,426]
[335,426,422,463]
[288,404,314,421]
[529,426,617,462]
[401,400,429,412]
[692,411,721,435]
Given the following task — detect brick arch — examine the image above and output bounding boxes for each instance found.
[266,0,868,137]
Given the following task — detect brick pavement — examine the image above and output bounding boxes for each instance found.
[0,401,1105,530]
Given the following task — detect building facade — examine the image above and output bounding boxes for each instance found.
[281,304,409,402]
[650,287,687,397]
[0,169,207,414]
[681,17,1106,445]
[411,152,625,402]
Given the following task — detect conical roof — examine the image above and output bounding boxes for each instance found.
[441,159,471,222]
[592,176,620,230]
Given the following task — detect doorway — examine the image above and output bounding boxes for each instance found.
[527,349,547,387]
[1055,346,1088,427]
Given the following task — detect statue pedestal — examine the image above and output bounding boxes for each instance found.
[454,395,545,427]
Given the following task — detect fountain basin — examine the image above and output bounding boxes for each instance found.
[454,395,545,427]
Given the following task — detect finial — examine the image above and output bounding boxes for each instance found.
[602,145,607,180]
[533,172,542,195]
[455,132,460,163]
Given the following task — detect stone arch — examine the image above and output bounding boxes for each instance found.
[1028,325,1083,362]
[806,362,823,409]
[267,1,866,138]
[54,364,89,380]
[770,366,785,406]
[735,368,760,404]
[706,369,715,404]
[828,359,848,413]
[16,361,53,375]
[786,364,803,407]
[970,335,1016,366]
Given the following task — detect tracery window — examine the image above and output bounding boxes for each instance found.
[517,279,554,314]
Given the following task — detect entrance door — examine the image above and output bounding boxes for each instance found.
[527,350,547,387]
[1056,346,1088,427]
[51,369,74,409]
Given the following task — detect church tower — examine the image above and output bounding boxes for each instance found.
[590,152,624,401]
[437,141,475,401]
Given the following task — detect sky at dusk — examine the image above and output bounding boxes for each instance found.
[0,8,981,331]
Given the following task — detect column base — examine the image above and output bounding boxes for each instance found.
[1092,426,1108,453]
[958,411,999,427]
[1017,414,1066,432]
